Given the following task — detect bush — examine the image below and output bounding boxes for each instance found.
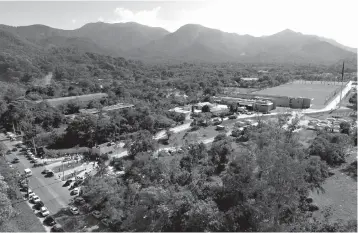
[201,105,211,113]
[190,125,200,131]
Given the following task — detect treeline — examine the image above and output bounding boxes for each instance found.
[79,119,356,232]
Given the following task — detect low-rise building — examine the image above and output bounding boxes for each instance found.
[212,96,274,113]
[79,103,134,115]
[35,93,108,108]
[168,106,192,120]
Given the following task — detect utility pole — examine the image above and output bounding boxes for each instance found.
[12,121,16,134]
[62,162,65,181]
[26,176,29,200]
[339,62,345,109]
[32,138,37,156]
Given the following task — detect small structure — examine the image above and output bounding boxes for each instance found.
[91,142,125,156]
[168,106,192,120]
[193,102,229,114]
[212,96,274,113]
[35,93,108,107]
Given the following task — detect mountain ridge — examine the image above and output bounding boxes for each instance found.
[0,22,356,64]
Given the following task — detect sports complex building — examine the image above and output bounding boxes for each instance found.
[215,80,350,111]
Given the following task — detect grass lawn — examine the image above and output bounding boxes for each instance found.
[0,201,46,232]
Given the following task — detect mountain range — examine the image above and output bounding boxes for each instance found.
[0,22,356,64]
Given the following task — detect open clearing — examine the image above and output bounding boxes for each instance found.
[310,148,357,222]
[253,82,342,109]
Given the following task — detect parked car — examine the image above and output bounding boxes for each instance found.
[28,192,35,199]
[31,196,41,204]
[12,147,18,152]
[71,188,80,195]
[40,207,50,217]
[75,176,84,181]
[71,180,83,189]
[91,210,102,219]
[43,216,56,226]
[216,125,226,131]
[33,201,45,210]
[74,197,85,205]
[6,150,12,155]
[63,179,74,187]
[228,115,237,119]
[101,218,110,227]
[51,224,64,232]
[69,206,79,215]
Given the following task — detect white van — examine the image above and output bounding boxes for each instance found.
[24,168,32,177]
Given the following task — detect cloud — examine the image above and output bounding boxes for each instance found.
[71,19,76,24]
[111,7,161,26]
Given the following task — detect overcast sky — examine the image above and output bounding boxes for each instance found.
[0,0,357,48]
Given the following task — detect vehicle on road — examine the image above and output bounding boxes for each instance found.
[228,115,237,119]
[51,224,64,232]
[31,158,39,163]
[45,171,54,177]
[42,169,50,174]
[43,216,56,226]
[24,168,32,177]
[69,206,79,215]
[12,158,20,163]
[92,210,102,219]
[216,125,226,131]
[33,161,45,167]
[62,157,71,163]
[33,201,45,210]
[40,206,50,217]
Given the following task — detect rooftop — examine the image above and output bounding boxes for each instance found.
[36,93,108,107]
[79,103,134,114]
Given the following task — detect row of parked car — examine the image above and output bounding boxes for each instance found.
[18,177,64,232]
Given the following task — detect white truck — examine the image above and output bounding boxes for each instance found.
[24,168,32,177]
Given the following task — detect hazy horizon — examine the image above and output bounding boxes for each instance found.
[0,0,357,48]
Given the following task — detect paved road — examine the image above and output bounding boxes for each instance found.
[2,137,72,215]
